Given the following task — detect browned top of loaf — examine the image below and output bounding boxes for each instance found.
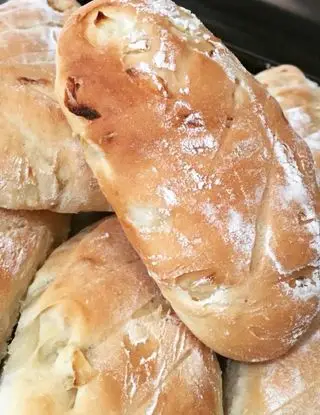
[56,0,320,361]
[256,64,320,188]
[0,217,223,414]
[58,0,319,280]
[0,0,109,213]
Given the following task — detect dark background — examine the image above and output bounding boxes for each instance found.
[0,0,319,80]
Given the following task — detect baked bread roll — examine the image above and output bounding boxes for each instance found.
[0,217,223,414]
[56,0,320,361]
[224,314,320,414]
[0,209,69,359]
[0,0,109,213]
[256,65,320,188]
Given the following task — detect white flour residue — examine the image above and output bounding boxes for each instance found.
[181,134,217,155]
[200,201,218,224]
[140,351,158,366]
[231,137,260,160]
[182,163,212,190]
[127,206,171,235]
[285,107,312,137]
[227,209,255,257]
[184,112,205,128]
[274,140,313,213]
[145,387,161,415]
[157,186,177,206]
[135,61,169,96]
[136,61,152,74]
[175,232,194,257]
[126,30,150,51]
[170,14,201,34]
[179,86,190,95]
[281,270,320,301]
[309,220,320,260]
[127,39,149,51]
[127,324,149,346]
[148,254,172,266]
[265,226,287,275]
[198,285,230,307]
[145,360,167,415]
[208,42,238,82]
[153,29,176,71]
[263,366,305,412]
[139,0,177,16]
[299,329,320,354]
[174,99,192,113]
[137,0,203,36]
[305,130,320,151]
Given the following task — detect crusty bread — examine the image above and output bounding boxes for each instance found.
[0,217,223,414]
[0,209,70,359]
[56,0,320,361]
[0,0,109,213]
[256,65,320,188]
[224,314,320,414]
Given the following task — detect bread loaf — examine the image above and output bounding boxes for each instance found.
[0,209,69,359]
[0,0,109,213]
[224,314,320,414]
[56,0,320,361]
[256,65,320,188]
[0,217,223,414]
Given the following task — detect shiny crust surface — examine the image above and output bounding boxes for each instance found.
[56,0,320,361]
[0,208,70,358]
[0,217,223,414]
[0,0,109,212]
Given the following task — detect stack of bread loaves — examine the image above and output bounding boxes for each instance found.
[0,0,319,413]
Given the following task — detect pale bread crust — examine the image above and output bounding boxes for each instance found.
[0,0,109,212]
[225,314,320,415]
[0,208,70,359]
[0,217,223,414]
[256,65,320,189]
[56,0,320,361]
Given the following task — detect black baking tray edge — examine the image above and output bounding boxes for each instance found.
[78,0,320,83]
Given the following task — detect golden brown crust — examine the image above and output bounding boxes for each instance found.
[0,217,223,414]
[256,65,320,188]
[56,0,319,361]
[0,208,70,359]
[0,0,110,213]
[225,314,320,415]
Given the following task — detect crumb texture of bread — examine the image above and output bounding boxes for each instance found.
[256,65,320,188]
[0,0,110,213]
[56,0,320,361]
[0,217,223,414]
[225,314,320,414]
[0,208,70,359]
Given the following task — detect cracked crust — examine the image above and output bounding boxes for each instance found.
[0,208,70,359]
[56,0,320,361]
[0,217,223,414]
[0,0,110,213]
